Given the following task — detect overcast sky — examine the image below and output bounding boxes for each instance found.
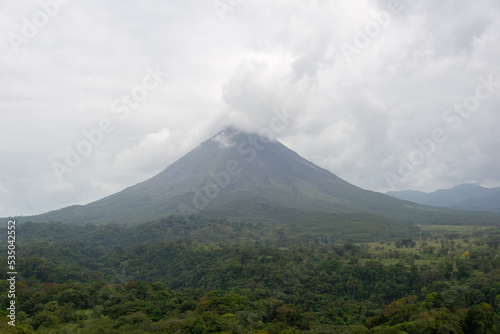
[1,0,499,217]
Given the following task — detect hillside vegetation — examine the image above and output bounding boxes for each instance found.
[2,216,500,333]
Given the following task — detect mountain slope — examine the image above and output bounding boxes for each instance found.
[452,190,500,212]
[387,183,500,212]
[14,128,499,225]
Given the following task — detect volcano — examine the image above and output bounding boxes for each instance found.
[16,127,492,225]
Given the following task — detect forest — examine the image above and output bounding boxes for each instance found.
[2,215,500,333]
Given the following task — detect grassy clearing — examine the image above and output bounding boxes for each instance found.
[355,224,500,268]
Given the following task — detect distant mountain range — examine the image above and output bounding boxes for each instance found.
[387,183,500,212]
[9,128,500,227]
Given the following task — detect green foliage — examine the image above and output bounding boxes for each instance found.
[4,219,500,332]
[465,303,498,334]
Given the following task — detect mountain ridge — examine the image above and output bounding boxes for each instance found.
[387,183,500,212]
[8,128,500,225]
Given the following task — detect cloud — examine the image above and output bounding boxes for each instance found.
[212,131,237,148]
[1,0,500,216]
[112,128,174,175]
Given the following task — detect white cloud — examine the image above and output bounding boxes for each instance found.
[1,0,500,216]
[212,131,237,148]
[112,128,173,175]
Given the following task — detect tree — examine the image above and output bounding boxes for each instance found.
[31,310,59,329]
[457,261,473,280]
[464,303,498,334]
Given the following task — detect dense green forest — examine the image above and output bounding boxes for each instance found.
[2,216,500,333]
